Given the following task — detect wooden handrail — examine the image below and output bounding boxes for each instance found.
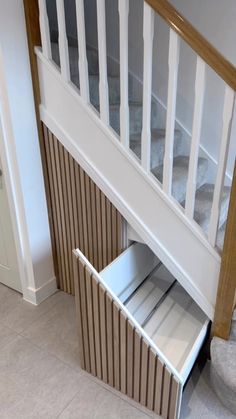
[145,0,236,91]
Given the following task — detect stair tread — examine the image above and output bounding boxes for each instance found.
[152,156,208,203]
[130,129,183,168]
[194,183,230,233]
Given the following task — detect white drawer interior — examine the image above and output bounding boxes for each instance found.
[100,242,209,383]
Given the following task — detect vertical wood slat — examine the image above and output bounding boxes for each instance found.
[38,0,52,60]
[75,0,90,102]
[163,29,180,195]
[141,2,155,172]
[118,0,130,147]
[73,255,85,369]
[74,254,182,418]
[185,57,206,219]
[208,86,235,246]
[96,0,110,124]
[56,0,70,81]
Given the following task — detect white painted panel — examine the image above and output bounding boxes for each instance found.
[100,242,158,302]
[36,52,221,319]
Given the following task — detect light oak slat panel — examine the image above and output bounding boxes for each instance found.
[161,366,172,419]
[65,151,76,269]
[106,293,114,387]
[80,167,89,259]
[154,357,164,415]
[147,348,156,410]
[106,198,112,265]
[53,135,69,292]
[111,205,117,261]
[95,185,103,271]
[85,174,94,265]
[133,330,142,403]
[101,193,108,267]
[59,142,72,293]
[90,180,98,269]
[73,255,85,369]
[169,376,181,419]
[69,154,80,264]
[113,301,120,391]
[117,212,124,257]
[74,162,85,254]
[78,259,91,372]
[127,320,134,398]
[120,310,127,395]
[85,267,96,376]
[99,283,108,383]
[140,339,149,406]
[92,275,102,380]
[43,126,60,287]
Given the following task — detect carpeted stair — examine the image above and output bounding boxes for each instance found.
[51,42,230,248]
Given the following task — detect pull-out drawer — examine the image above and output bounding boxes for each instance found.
[73,243,209,419]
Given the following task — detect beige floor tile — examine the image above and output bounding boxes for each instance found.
[0,335,82,418]
[0,322,18,350]
[21,293,81,371]
[0,283,62,333]
[58,375,152,419]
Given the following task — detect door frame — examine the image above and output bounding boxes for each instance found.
[0,45,36,299]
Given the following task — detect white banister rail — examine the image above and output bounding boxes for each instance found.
[141,2,155,172]
[38,0,52,60]
[118,0,130,148]
[56,0,70,82]
[208,86,235,246]
[96,0,110,125]
[163,29,180,195]
[185,57,206,219]
[75,0,90,102]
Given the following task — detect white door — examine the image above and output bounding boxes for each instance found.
[0,155,21,292]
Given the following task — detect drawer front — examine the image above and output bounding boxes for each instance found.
[73,247,182,419]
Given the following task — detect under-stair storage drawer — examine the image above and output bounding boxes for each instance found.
[73,243,209,419]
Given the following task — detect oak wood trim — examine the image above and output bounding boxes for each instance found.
[212,161,236,339]
[145,0,236,91]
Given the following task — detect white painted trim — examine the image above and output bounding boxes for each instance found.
[74,247,184,384]
[36,49,221,319]
[24,276,58,305]
[0,46,35,299]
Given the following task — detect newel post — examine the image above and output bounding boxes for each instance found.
[212,159,236,339]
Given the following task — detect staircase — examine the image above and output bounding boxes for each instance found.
[51,41,230,250]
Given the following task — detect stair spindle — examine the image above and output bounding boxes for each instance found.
[118,0,130,148]
[141,3,155,172]
[96,0,110,125]
[56,0,70,81]
[208,86,235,246]
[185,57,206,220]
[75,0,90,102]
[38,0,52,60]
[163,29,180,195]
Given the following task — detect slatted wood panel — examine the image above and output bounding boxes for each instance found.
[74,255,181,419]
[42,123,124,294]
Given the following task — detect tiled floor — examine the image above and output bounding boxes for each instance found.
[0,283,234,419]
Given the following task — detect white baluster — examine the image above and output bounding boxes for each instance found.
[118,0,129,148]
[38,0,52,60]
[163,29,180,195]
[185,57,206,219]
[141,3,154,171]
[208,86,235,246]
[56,0,70,81]
[75,0,89,102]
[96,0,109,125]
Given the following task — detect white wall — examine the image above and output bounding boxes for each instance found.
[0,0,56,302]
